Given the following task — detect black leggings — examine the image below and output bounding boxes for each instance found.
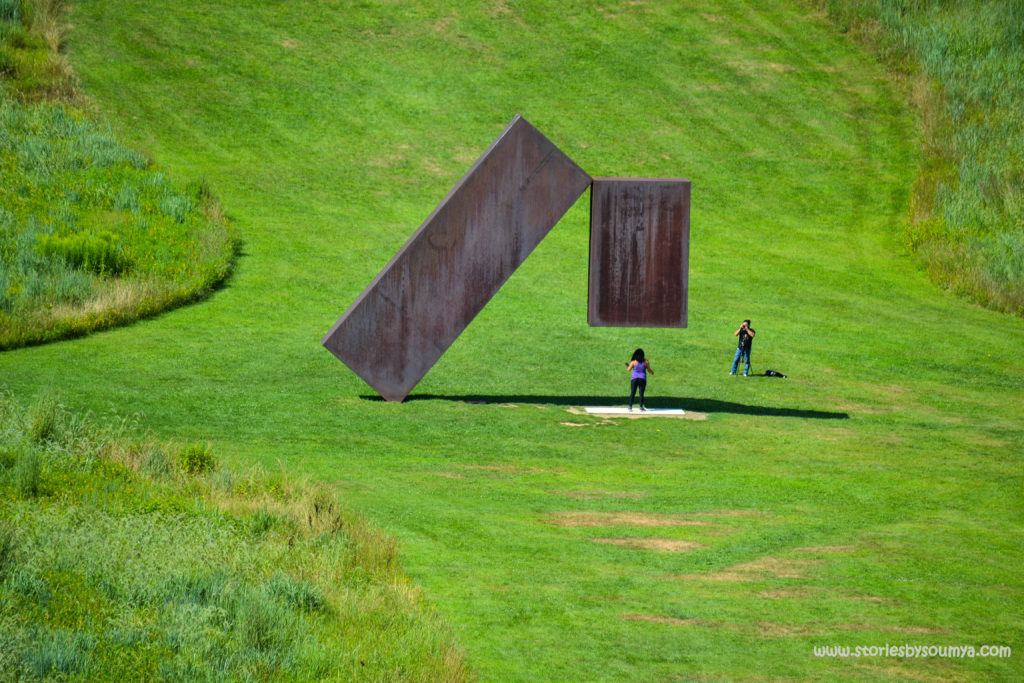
[629,378,646,408]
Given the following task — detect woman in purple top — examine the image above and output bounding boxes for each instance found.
[626,348,653,411]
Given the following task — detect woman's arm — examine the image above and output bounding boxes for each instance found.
[644,360,653,374]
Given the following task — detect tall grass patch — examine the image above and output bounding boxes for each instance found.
[814,0,1024,314]
[0,389,469,681]
[0,0,75,102]
[0,1,238,349]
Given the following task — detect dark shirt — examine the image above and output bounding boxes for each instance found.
[737,327,754,351]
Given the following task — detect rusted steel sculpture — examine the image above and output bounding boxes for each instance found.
[322,115,592,401]
[588,178,691,327]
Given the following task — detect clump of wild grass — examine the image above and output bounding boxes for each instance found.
[0,2,238,350]
[0,0,76,102]
[813,0,1024,315]
[176,442,216,476]
[0,389,471,680]
[0,519,18,577]
[21,628,95,679]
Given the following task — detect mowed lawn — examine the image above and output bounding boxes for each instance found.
[3,0,1023,679]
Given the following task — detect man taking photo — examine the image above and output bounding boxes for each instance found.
[730,319,756,377]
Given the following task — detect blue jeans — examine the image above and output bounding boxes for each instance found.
[731,347,751,375]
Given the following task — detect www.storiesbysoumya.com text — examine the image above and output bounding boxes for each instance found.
[814,644,1011,659]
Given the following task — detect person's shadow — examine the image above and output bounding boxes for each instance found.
[361,393,849,420]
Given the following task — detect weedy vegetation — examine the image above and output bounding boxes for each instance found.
[0,390,469,681]
[815,0,1024,314]
[0,0,238,349]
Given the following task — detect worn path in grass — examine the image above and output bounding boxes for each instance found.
[2,0,1023,679]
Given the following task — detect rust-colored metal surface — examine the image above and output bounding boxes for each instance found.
[322,115,592,401]
[588,178,691,327]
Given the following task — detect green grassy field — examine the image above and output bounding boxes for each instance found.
[2,0,1022,679]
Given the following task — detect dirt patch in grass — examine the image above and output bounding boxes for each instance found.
[671,556,820,581]
[850,662,960,682]
[841,624,947,635]
[825,397,890,415]
[792,545,856,554]
[620,613,723,627]
[549,490,646,500]
[727,59,795,80]
[757,587,892,603]
[689,509,764,518]
[843,595,891,603]
[462,464,549,474]
[669,571,757,582]
[734,557,821,578]
[594,538,703,552]
[751,620,942,640]
[966,434,1011,448]
[621,615,939,640]
[754,621,945,638]
[435,472,464,480]
[758,621,815,637]
[818,427,855,442]
[756,588,817,599]
[544,511,712,528]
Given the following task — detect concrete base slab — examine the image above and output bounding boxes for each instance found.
[583,406,686,416]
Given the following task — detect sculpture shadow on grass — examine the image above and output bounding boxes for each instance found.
[359,393,849,420]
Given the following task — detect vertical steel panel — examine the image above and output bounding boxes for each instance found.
[322,115,592,401]
[588,178,690,327]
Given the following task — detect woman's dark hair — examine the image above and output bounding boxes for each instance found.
[631,348,645,362]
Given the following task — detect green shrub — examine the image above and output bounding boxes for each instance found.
[177,442,216,476]
[35,231,129,276]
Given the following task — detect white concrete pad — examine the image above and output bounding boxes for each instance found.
[583,406,686,415]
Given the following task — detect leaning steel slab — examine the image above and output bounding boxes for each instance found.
[323,115,592,401]
[588,177,691,327]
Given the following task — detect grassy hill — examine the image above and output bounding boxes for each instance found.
[816,0,1024,316]
[0,392,468,680]
[0,0,237,349]
[1,0,1022,679]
